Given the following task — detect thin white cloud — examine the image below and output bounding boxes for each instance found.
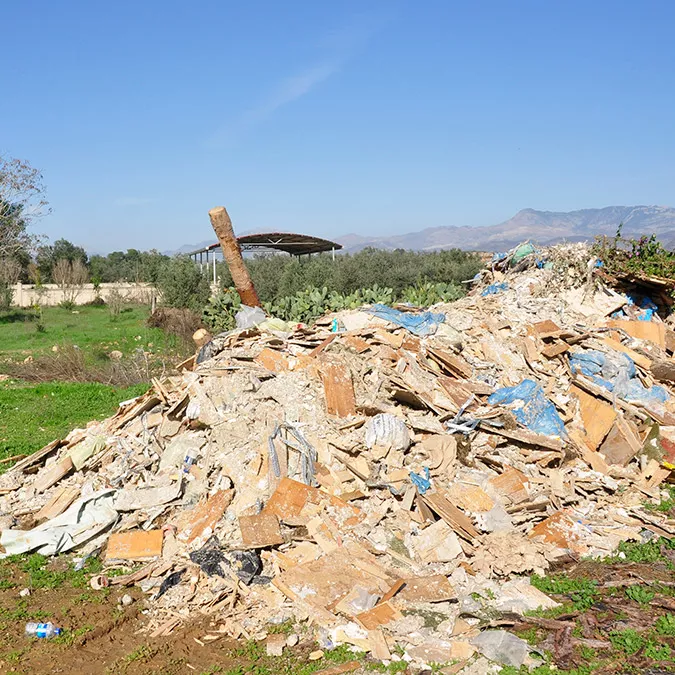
[207,14,385,148]
[114,197,156,207]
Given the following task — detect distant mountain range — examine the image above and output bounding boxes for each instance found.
[173,205,675,255]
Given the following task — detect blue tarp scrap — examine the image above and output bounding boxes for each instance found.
[569,349,668,406]
[481,282,509,297]
[368,304,445,337]
[488,379,567,438]
[409,467,431,494]
[611,294,658,322]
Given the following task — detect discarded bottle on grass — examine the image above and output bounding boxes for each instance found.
[25,622,62,638]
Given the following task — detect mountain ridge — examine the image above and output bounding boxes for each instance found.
[171,205,675,255]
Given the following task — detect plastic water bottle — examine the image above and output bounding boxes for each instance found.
[183,448,198,474]
[25,622,62,638]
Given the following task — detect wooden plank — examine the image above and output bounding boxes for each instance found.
[342,335,370,354]
[601,336,652,370]
[531,319,562,338]
[608,319,666,349]
[421,490,479,540]
[355,601,403,630]
[308,335,336,358]
[9,439,62,474]
[426,348,472,379]
[571,385,617,451]
[35,486,80,522]
[320,361,356,418]
[106,530,164,561]
[312,661,361,675]
[541,341,569,359]
[239,513,284,548]
[33,455,74,494]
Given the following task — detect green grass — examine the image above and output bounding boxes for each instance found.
[0,380,147,461]
[530,575,598,611]
[0,305,171,361]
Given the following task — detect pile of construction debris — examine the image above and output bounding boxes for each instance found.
[2,241,675,672]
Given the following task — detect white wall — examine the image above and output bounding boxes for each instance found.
[10,282,156,307]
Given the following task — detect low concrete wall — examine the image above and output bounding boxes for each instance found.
[10,282,156,308]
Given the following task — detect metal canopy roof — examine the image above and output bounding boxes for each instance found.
[188,232,342,257]
[237,232,342,255]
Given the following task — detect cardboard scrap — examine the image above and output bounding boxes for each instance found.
[106,530,164,561]
[529,510,583,553]
[414,520,463,563]
[608,319,666,349]
[489,469,529,504]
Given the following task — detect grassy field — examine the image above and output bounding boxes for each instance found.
[0,305,181,464]
[0,305,175,362]
[0,379,148,461]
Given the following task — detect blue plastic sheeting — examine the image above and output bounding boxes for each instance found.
[368,304,445,337]
[569,349,668,406]
[481,282,509,297]
[488,379,566,438]
[409,467,431,494]
[611,294,658,322]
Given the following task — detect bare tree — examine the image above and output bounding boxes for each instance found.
[0,156,50,258]
[52,258,89,305]
[0,257,22,309]
[0,258,22,285]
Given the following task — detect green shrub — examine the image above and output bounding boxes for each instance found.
[0,281,13,310]
[158,256,211,312]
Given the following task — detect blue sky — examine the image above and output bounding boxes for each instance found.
[3,0,675,253]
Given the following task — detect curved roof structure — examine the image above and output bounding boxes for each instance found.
[237,232,342,255]
[188,232,342,258]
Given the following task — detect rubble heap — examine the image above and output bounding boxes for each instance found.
[2,242,675,671]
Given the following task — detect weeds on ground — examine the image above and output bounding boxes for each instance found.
[592,226,675,279]
[530,575,598,611]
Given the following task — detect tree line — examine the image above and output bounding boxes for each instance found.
[1,154,483,314]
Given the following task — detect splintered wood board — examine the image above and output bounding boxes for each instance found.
[571,385,616,450]
[422,490,479,540]
[176,489,234,544]
[263,477,364,527]
[33,456,74,494]
[320,361,356,417]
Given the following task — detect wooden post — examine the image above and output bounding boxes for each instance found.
[208,206,261,307]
